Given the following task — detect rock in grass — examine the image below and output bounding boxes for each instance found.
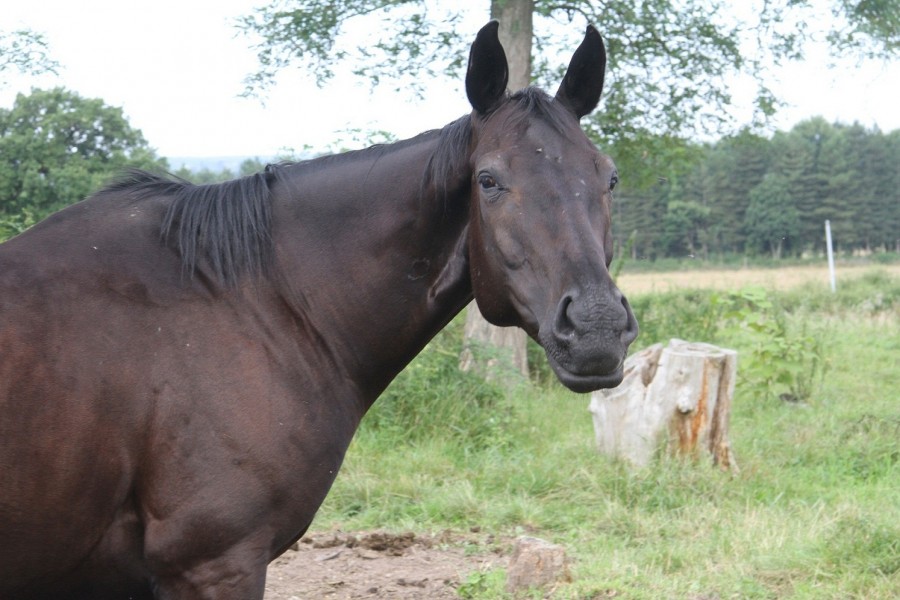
[505,536,571,594]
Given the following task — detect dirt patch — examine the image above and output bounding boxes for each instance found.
[265,530,508,599]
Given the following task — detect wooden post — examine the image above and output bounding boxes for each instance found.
[588,339,738,471]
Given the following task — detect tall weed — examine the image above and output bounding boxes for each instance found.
[630,285,828,402]
[364,316,512,447]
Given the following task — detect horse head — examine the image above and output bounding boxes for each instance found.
[464,21,638,392]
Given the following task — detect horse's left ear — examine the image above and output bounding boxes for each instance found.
[555,25,606,119]
[466,21,509,115]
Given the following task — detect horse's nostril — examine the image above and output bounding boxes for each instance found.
[620,295,639,345]
[554,295,576,339]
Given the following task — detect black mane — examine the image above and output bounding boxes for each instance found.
[104,169,274,286]
[101,88,568,287]
[164,170,274,285]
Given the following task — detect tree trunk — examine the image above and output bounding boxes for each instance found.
[491,0,534,90]
[588,339,739,471]
[459,310,528,382]
[461,0,534,379]
[772,237,783,260]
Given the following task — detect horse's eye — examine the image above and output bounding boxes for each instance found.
[478,173,498,190]
[610,174,619,191]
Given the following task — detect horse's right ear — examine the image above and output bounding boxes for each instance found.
[466,21,509,115]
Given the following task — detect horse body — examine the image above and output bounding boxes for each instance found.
[0,22,637,598]
[1,132,463,598]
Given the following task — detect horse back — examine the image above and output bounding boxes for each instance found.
[0,188,357,596]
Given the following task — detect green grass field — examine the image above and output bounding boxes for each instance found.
[309,268,900,599]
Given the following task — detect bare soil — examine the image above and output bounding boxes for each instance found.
[265,530,508,599]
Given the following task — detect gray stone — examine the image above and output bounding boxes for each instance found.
[505,536,571,594]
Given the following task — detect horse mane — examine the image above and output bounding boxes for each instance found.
[99,88,567,287]
[103,169,274,286]
[260,118,476,218]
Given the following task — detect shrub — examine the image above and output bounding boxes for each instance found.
[630,286,828,402]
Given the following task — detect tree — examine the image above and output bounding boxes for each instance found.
[661,200,711,257]
[0,28,59,80]
[826,0,900,58]
[779,118,837,253]
[239,1,898,145]
[612,138,704,260]
[877,130,900,252]
[698,130,771,254]
[0,88,166,222]
[744,174,799,259]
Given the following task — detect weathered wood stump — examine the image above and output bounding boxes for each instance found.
[588,339,739,470]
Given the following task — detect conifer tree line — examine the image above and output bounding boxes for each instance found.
[612,117,900,260]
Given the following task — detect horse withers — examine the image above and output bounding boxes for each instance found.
[0,21,636,599]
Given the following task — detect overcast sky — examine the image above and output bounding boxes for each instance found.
[3,0,898,160]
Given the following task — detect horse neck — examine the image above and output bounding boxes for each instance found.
[268,131,474,403]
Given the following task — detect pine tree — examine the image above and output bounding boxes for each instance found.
[700,130,770,254]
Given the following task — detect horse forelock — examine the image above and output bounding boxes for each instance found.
[495,87,580,139]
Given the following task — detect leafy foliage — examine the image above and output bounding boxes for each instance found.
[713,287,827,402]
[0,209,36,242]
[0,29,59,79]
[828,0,900,58]
[630,284,829,402]
[239,0,465,95]
[238,0,898,146]
[0,88,166,224]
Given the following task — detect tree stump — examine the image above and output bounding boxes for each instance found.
[588,339,739,470]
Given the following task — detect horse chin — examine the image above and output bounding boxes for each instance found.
[545,354,625,393]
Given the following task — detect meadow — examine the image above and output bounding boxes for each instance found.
[307,264,900,599]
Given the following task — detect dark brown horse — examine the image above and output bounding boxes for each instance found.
[0,22,636,599]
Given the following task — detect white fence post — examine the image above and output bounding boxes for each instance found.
[825,219,836,293]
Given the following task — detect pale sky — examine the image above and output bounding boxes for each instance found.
[2,0,898,160]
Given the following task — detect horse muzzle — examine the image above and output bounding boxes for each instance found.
[539,286,638,393]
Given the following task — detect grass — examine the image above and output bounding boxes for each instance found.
[308,271,900,599]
